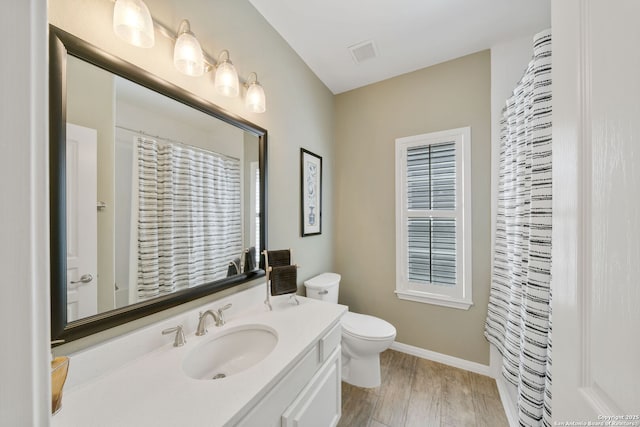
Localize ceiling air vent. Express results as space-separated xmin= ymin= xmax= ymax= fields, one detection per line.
xmin=348 ymin=40 xmax=378 ymax=64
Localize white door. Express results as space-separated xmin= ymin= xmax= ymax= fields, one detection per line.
xmin=66 ymin=123 xmax=98 ymax=321
xmin=553 ymin=0 xmax=640 ymax=420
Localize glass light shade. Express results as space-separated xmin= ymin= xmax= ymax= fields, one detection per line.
xmin=173 ymin=31 xmax=205 ymax=77
xmin=215 ymin=61 xmax=240 ymax=97
xmin=113 ymin=0 xmax=155 ymax=48
xmin=245 ymin=82 xmax=266 ymax=113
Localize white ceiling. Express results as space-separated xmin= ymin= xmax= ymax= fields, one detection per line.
xmin=248 ymin=0 xmax=551 ymax=94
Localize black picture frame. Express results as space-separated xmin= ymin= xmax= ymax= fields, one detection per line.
xmin=300 ymin=148 xmax=322 ymax=237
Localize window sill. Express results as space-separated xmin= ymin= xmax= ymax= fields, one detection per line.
xmin=394 ymin=290 xmax=473 ymax=310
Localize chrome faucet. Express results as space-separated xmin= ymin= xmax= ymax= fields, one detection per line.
xmin=196 ymin=303 xmax=232 ymax=336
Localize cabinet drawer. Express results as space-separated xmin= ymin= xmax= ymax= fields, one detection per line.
xmin=319 ymin=322 xmax=341 ymax=362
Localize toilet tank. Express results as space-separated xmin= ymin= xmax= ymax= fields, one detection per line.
xmin=304 ymin=273 xmax=341 ymax=303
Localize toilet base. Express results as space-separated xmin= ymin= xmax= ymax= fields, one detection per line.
xmin=341 ymin=353 xmax=382 ymax=388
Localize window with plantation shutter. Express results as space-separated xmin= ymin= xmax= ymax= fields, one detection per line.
xmin=395 ymin=127 xmax=472 ymax=309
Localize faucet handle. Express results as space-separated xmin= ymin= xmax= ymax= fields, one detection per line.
xmin=162 ymin=325 xmax=186 ymax=347
xmin=216 ymin=303 xmax=233 ymax=326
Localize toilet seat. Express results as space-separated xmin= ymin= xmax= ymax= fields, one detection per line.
xmin=341 ymin=312 xmax=396 ymax=341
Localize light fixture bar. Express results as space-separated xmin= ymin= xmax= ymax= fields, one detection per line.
xmin=148 ymin=19 xmax=265 ymax=86
xmin=111 ymin=0 xmax=266 ymax=111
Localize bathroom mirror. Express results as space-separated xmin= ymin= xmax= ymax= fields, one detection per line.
xmin=50 ymin=25 xmax=267 ymax=342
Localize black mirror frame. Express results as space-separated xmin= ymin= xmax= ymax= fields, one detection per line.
xmin=49 ymin=25 xmax=268 ymax=343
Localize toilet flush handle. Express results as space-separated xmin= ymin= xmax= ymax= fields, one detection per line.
xmin=318 ymin=290 xmax=328 ymax=295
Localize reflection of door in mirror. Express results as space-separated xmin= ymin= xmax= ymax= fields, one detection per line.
xmin=67 ymin=55 xmax=117 ymax=315
xmin=66 ymin=123 xmax=98 ymax=321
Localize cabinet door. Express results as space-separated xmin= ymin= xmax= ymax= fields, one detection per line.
xmin=281 ymin=347 xmax=341 ymax=427
xmin=237 ymin=345 xmax=320 ymax=427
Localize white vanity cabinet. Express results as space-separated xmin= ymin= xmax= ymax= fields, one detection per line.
xmin=53 ymin=293 xmax=347 ymax=427
xmin=237 ymin=322 xmax=342 ymax=427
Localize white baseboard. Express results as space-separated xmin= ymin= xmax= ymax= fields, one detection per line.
xmin=390 ymin=341 xmax=491 ymax=376
xmin=494 ymin=375 xmax=519 ymax=427
xmin=490 ymin=343 xmax=519 ymax=427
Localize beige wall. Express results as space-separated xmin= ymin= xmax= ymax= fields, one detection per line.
xmin=49 ymin=0 xmax=334 ymax=353
xmin=334 ymin=50 xmax=492 ymax=364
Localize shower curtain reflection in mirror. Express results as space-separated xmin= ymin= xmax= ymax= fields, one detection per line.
xmin=114 ymin=131 xmax=244 ymax=304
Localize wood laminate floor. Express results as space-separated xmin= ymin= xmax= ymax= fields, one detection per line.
xmin=338 ymin=349 xmax=509 ymax=427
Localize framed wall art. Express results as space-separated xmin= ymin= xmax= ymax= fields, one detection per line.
xmin=300 ymin=148 xmax=322 ymax=237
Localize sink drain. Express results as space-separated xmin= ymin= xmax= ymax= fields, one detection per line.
xmin=212 ymin=373 xmax=226 ymax=380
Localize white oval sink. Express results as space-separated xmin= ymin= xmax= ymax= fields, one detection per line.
xmin=182 ymin=325 xmax=278 ymax=380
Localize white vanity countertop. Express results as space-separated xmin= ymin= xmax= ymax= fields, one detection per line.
xmin=52 ymin=296 xmax=346 ymax=427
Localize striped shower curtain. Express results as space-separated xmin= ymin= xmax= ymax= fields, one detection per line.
xmin=136 ymin=138 xmax=242 ymax=300
xmin=484 ymin=30 xmax=552 ymax=427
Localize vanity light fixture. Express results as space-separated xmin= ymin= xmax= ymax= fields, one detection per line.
xmin=245 ymin=72 xmax=266 ymax=113
xmin=111 ymin=2 xmax=266 ymax=112
xmin=113 ymin=0 xmax=155 ymax=48
xmin=173 ymin=20 xmax=205 ymax=77
xmin=214 ymin=50 xmax=240 ymax=98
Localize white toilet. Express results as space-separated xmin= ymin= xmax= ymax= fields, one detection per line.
xmin=304 ymin=273 xmax=396 ymax=388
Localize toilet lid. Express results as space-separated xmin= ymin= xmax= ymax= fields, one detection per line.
xmin=341 ymin=312 xmax=396 ymax=341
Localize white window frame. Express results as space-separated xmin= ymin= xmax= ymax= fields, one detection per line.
xmin=395 ymin=127 xmax=473 ymax=310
